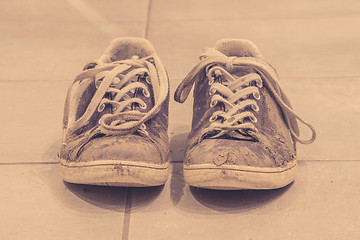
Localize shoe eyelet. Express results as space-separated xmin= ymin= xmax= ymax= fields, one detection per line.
xmin=209 ymin=88 xmax=216 ymax=96
xmin=253 ymin=92 xmax=260 ymax=100
xmin=139 ymin=123 xmax=147 ymax=131
xmin=210 ymin=100 xmax=218 ymax=108
xmin=140 ymin=103 xmax=147 ymax=110
xmin=249 ymin=116 xmax=257 ymax=123
xmin=95 ymin=79 xmax=103 ymax=89
xmin=255 ymin=79 xmax=263 ymax=88
xmin=142 ymin=88 xmax=150 ymax=97
xmin=209 ymin=115 xmax=218 ymax=122
xmin=251 ymin=104 xmax=259 ymax=112
xmin=98 ymin=103 xmax=106 ymax=112
xmin=143 ymin=73 xmax=151 ymax=84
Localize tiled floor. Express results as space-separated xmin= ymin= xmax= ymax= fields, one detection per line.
xmin=1 ymin=0 xmax=359 ymax=239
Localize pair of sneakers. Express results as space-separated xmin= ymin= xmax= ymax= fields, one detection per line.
xmin=59 ymin=38 xmax=316 ymax=190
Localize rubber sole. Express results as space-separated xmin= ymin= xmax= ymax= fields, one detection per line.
xmin=183 ymin=161 xmax=297 ymax=190
xmin=59 ymin=159 xmax=170 ymax=187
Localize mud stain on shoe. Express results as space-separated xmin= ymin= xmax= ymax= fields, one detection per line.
xmin=113 ymin=163 xmax=124 ymax=175
xmin=214 ymin=151 xmax=229 ymax=166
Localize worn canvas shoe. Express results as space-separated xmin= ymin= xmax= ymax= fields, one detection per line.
xmin=59 ymin=38 xmax=170 ymax=187
xmin=175 ymin=39 xmax=316 ymax=190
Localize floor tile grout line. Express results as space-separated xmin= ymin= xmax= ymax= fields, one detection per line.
xmin=169 ymin=160 xmax=360 ymax=163
xmin=121 ymin=188 xmax=133 ymax=240
xmin=0 ymin=80 xmax=72 ymax=82
xmin=298 ymin=159 xmax=360 ymax=162
xmin=282 ymin=75 xmax=360 ymax=79
xmin=149 ymin=12 xmax=360 ymax=23
xmin=0 ymin=162 xmax=59 ymax=165
xmin=168 ymin=76 xmax=360 ymax=81
xmin=0 ymin=159 xmax=359 ymax=166
xmin=143 ymin=0 xmax=152 ymax=39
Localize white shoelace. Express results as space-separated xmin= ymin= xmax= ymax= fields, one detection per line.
xmin=175 ymin=49 xmax=316 ymax=144
xmin=68 ymin=56 xmax=167 ymax=136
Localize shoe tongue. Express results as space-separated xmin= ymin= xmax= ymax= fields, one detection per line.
xmin=210 ymin=39 xmax=264 ymax=77
xmin=214 ymin=39 xmax=263 ymax=58
xmin=98 ymin=38 xmax=156 ymax=63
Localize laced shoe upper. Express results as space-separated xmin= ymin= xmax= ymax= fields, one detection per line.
xmin=175 ymin=39 xmax=316 ymax=168
xmin=60 ymin=38 xmax=169 ymax=163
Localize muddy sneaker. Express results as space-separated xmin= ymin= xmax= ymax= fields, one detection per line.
xmin=59 ymin=38 xmax=170 ymax=187
xmin=174 ymin=39 xmax=316 ymax=190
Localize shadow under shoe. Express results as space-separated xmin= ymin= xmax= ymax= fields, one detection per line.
xmin=190 ymin=182 xmax=293 ymax=213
